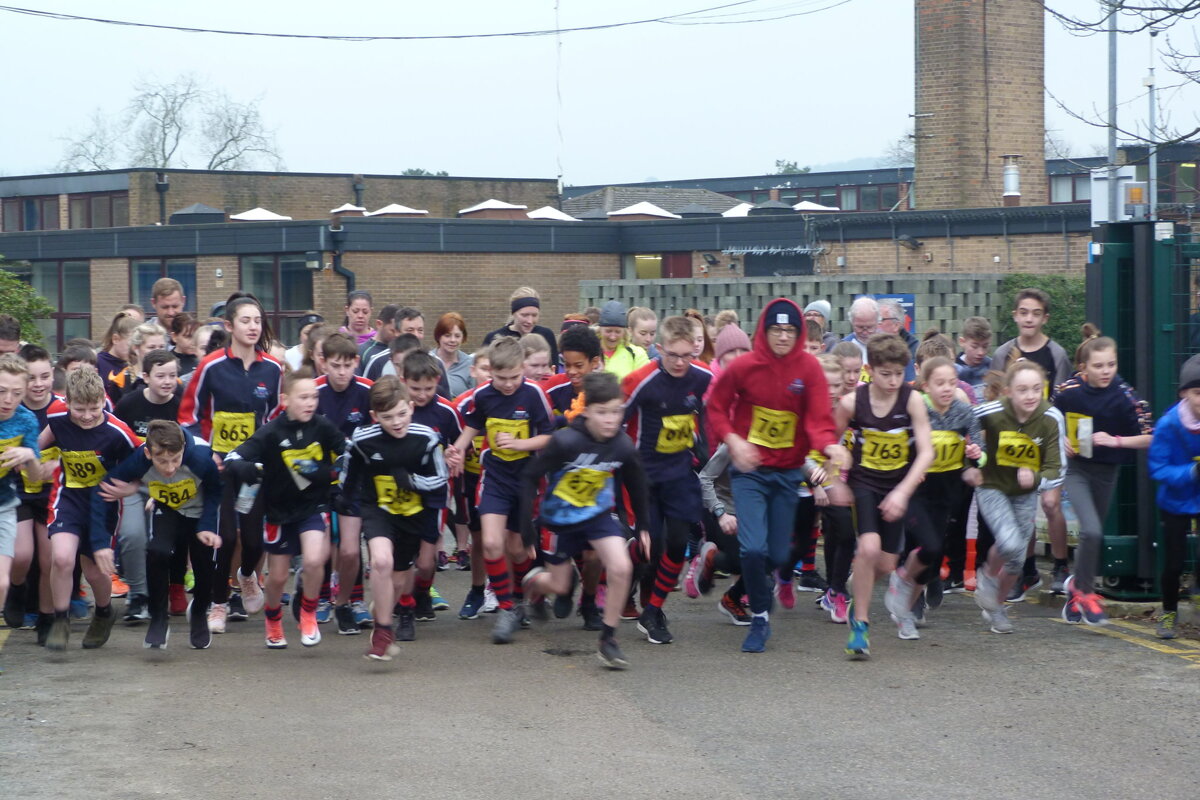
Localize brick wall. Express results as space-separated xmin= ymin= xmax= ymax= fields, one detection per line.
xmin=815 ymin=231 xmax=1090 ymax=275
xmin=913 ymin=0 xmax=1047 ymax=210
xmin=90 ymin=258 xmax=129 ymax=338
xmin=129 ymin=172 xmax=559 ymax=226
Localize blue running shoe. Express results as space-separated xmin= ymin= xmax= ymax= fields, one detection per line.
xmin=70 ymin=596 xmax=90 ymax=620
xmin=430 ymin=587 xmax=450 ymax=611
xmin=846 ymin=617 xmax=870 ymax=659
xmin=316 ymin=600 xmax=333 ymax=624
xmin=350 ymin=600 xmax=373 ymax=628
xmin=21 ymin=613 xmax=38 ymax=630
xmin=459 ymin=588 xmax=485 ymax=620
xmin=741 ymin=616 xmax=770 ymax=653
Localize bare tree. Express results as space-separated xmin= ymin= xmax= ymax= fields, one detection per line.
xmin=201 ymin=92 xmax=283 ymax=170
xmin=880 ymin=130 xmax=915 ymax=167
xmin=58 ymin=109 xmax=126 ymax=171
xmin=128 ymin=74 xmax=203 ymax=168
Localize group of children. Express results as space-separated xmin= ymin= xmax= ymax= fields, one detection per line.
xmin=0 ymin=280 xmax=1197 ymax=671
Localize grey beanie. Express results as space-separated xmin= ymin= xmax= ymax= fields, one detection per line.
xmin=598 ymin=300 xmax=628 ymax=327
xmin=804 ymin=299 xmax=832 ymax=322
xmin=1180 ymin=354 xmax=1200 ymax=392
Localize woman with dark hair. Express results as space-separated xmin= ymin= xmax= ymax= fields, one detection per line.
xmin=482 ymin=286 xmax=559 ymax=370
xmin=340 ymin=290 xmax=375 ymax=346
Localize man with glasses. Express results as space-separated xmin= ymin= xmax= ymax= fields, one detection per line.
xmin=843 ymin=296 xmax=881 ymax=360
xmin=708 ymin=298 xmax=848 ymax=653
xmin=878 ymin=298 xmax=918 ymax=380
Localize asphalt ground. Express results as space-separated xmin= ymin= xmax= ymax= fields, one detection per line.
xmin=1 ymin=569 xmax=1198 ymax=800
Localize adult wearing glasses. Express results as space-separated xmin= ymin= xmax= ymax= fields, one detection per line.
xmin=842 ymin=296 xmax=881 ymax=361
xmin=877 ymin=298 xmax=919 ymax=381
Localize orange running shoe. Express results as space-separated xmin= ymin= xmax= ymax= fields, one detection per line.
xmin=110 ymin=575 xmax=130 ymax=598
xmin=265 ymin=616 xmax=287 ymax=649
xmin=299 ymin=609 xmax=321 ymax=647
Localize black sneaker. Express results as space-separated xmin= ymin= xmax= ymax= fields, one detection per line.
xmin=945 ymin=575 xmax=966 ymax=594
xmin=455 ymin=550 xmax=471 ymax=571
xmin=394 ymin=608 xmax=416 ymax=642
xmin=2 ymin=588 xmax=24 ymax=629
xmin=1007 ymin=573 xmax=1043 ymax=604
xmin=636 ymin=606 xmax=673 ymax=644
xmin=188 ymin=602 xmax=211 ymax=650
xmin=553 ymin=569 xmax=579 ymax=619
xmin=144 ymin=612 xmax=169 ymax=649
xmin=579 ymin=601 xmax=603 ymax=632
xmin=1050 ymin=564 xmax=1069 ymax=594
xmin=123 ymin=595 xmax=150 ymax=624
xmin=796 ymin=571 xmax=829 ymax=593
xmin=414 ymin=593 xmax=436 ymax=622
xmin=335 ymin=603 xmax=360 ymax=635
xmin=925 ymin=577 xmax=944 ymax=610
xmin=36 ymin=613 xmax=54 ymax=646
xmin=229 ymin=592 xmax=249 ymax=621
xmin=598 ymin=637 xmax=629 ymax=670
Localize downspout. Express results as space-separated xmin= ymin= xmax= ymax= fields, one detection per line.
xmin=330 ymin=224 xmax=355 ymax=292
xmin=1060 ymin=211 xmax=1070 ymax=270
xmin=891 ymin=216 xmax=900 ymax=272
xmin=155 ymin=172 xmax=169 ymax=225
xmin=943 ymin=215 xmax=954 ymax=271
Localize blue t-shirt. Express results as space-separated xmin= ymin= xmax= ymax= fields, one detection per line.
xmin=0 ymin=405 xmax=40 ymax=506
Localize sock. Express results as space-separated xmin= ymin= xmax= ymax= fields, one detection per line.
xmin=54 ymin=609 xmax=68 ymax=620
xmin=264 ymin=605 xmax=282 ymax=621
xmin=400 ymin=594 xmax=416 ymax=608
xmin=511 ymin=558 xmax=532 ymax=601
xmin=352 ymin=563 xmax=365 ymax=602
xmin=95 ymin=603 xmax=112 ymax=618
xmin=319 ymin=562 xmax=332 ymax=602
xmin=415 ymin=575 xmax=432 ymax=599
xmin=470 ymin=583 xmax=485 ymax=594
xmin=484 ymin=557 xmax=513 ymax=610
xmin=299 ymin=594 xmax=318 ymax=615
xmin=601 ymin=623 xmax=616 ymax=640
xmin=580 ymin=591 xmax=596 ymax=608
xmin=1054 ymin=557 xmax=1068 ymax=570
xmin=1023 ymin=556 xmax=1037 ymax=578
xmin=648 ymin=555 xmax=683 ymax=609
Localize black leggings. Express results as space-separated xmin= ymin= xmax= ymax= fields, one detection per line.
xmin=146 ymin=506 xmax=216 ymax=620
xmin=1161 ymin=511 xmax=1198 ymax=613
xmin=212 ymin=480 xmax=264 ymax=604
xmin=822 ymin=505 xmax=855 ymax=595
xmin=904 ymin=471 xmax=965 ymax=584
xmin=782 ymin=496 xmax=817 ymax=580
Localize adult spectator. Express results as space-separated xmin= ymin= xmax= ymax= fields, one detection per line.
xmin=878 ymin=297 xmax=919 ymax=380
xmin=841 ymin=296 xmax=880 ymax=359
xmin=432 ymin=312 xmax=474 ymax=397
xmin=482 ymin=286 xmax=559 ymax=368
xmin=148 ymin=278 xmax=186 ymax=335
xmin=340 ymin=289 xmax=375 ymax=346
xmin=803 ymin=300 xmax=840 ymax=352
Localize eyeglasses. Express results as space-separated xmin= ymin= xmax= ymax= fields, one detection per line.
xmin=660 ymin=350 xmax=694 ymax=361
xmin=766 ymin=325 xmax=798 ymax=337
xmin=852 ymin=323 xmax=877 ymax=333
xmin=880 ymin=317 xmax=900 ymax=324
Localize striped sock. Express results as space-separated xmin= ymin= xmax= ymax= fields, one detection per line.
xmin=415 ymin=575 xmax=432 ymax=600
xmin=300 ymin=594 xmax=318 ymax=614
xmin=264 ymin=605 xmax=283 ymax=621
xmin=485 ymin=557 xmax=513 ymax=610
xmin=511 ymin=558 xmax=533 ymax=601
xmin=648 ymin=555 xmax=683 ymax=609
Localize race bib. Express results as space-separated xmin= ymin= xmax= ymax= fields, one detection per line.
xmin=464 ymin=435 xmax=484 ymax=475
xmin=655 ymin=414 xmax=695 ymax=455
xmin=552 ymin=468 xmax=608 ymax=508
xmin=374 ymin=475 xmax=423 ymax=516
xmin=148 ymin=478 xmax=198 ymax=509
xmin=485 ymin=418 xmax=530 ymax=462
xmin=61 ymin=449 xmax=105 ymax=489
xmin=282 ymin=442 xmax=325 ymax=474
xmin=747 ymin=406 xmax=797 ymax=449
xmin=860 ymin=430 xmax=909 ymax=472
xmin=1065 ymin=412 xmax=1090 ymax=452
xmin=211 ymin=411 xmax=255 ymax=454
xmin=0 ymin=435 xmax=22 ymax=479
xmin=996 ymin=431 xmax=1040 ymax=470
xmin=22 ymin=446 xmax=59 ymax=494
xmin=929 ymin=430 xmax=965 ymax=473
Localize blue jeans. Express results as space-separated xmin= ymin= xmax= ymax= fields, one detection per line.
xmin=731 ymin=468 xmax=801 ymax=615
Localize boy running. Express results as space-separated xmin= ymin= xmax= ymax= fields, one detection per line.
xmin=0 ymin=354 xmax=41 ymax=636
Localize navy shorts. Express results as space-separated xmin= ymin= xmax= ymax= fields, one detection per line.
xmin=648 ymin=474 xmax=702 ymax=530
xmin=361 ymin=507 xmax=423 ymax=571
xmin=263 ymin=512 xmax=329 ymax=556
xmin=852 ymin=486 xmax=905 ymax=555
xmin=48 ymin=493 xmax=117 ymax=557
xmin=540 ymin=513 xmax=624 ymax=565
xmin=476 ymin=468 xmax=522 ymax=533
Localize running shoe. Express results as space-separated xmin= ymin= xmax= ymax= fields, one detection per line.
xmin=1050 ymin=564 xmax=1069 ymax=594
xmin=910 ymin=592 xmax=927 ymax=628
xmin=695 ymin=541 xmax=718 ymax=596
xmin=481 ymin=587 xmax=499 ymax=613
xmin=395 ymin=607 xmax=417 ymax=641
xmin=228 ymin=592 xmax=249 ymax=621
xmin=207 ymin=603 xmax=228 ymax=634
xmin=299 ymin=608 xmax=321 ymax=647
xmin=894 ymin=613 xmax=919 ymax=640
xmin=82 ymin=608 xmax=117 ymax=649
xmin=265 ymin=616 xmax=287 ymax=648
xmin=36 ymin=613 xmax=53 ymax=646
xmin=579 ymin=601 xmax=603 ymax=631
xmin=46 ymin=615 xmax=71 ymax=651
xmin=491 ymin=606 xmax=521 ymax=644
xmin=620 ymin=597 xmax=639 ymax=621
xmin=553 ymin=568 xmax=578 ymax=619
xmin=925 ymin=577 xmax=944 ymax=610
xmin=718 ymin=593 xmax=752 ymax=626
xmin=1007 ymin=573 xmax=1042 ymax=603
xmin=741 ymin=616 xmax=770 ymax=653
xmin=973 ymin=568 xmax=1002 ymax=613
xmin=846 ymin=616 xmax=870 ymax=659
xmin=168 ymin=584 xmax=188 ymax=616
xmin=20 ymin=613 xmax=38 ymax=631
xmin=436 ymin=550 xmax=449 ymax=572
xmin=455 ymin=549 xmax=471 ymax=571
xmin=796 ymin=570 xmax=829 ymax=593
xmin=459 ymin=588 xmax=485 ymax=620
xmin=820 ymin=590 xmax=850 ymax=624
xmin=597 ymin=636 xmax=629 ymax=669
xmin=365 ymin=626 xmax=399 ymax=661
xmin=884 ymin=570 xmax=915 ymax=622
xmin=351 ymin=600 xmax=373 ymax=627
xmin=1077 ymin=592 xmax=1109 ymax=626
xmin=237 ymin=570 xmax=265 ymax=614
xmin=776 ymin=575 xmax=796 ymax=610
xmin=1061 ymin=576 xmax=1084 ymax=624
xmin=528 ymin=598 xmax=550 ymax=622
xmin=316 ymin=600 xmax=333 ymax=625
xmin=1156 ymin=611 xmax=1178 ymax=639
xmin=429 ymin=586 xmax=450 ymax=611
xmin=110 ymin=575 xmax=130 ymax=598
xmin=183 ymin=569 xmax=195 ymax=592
xmin=637 ymin=606 xmax=673 ymax=644
xmin=944 ymin=575 xmax=966 ymax=594
xmin=123 ymin=595 xmax=150 ymax=623
xmin=983 ymin=605 xmax=1014 ymax=634
xmin=70 ymin=589 xmax=90 ymax=619
xmin=683 ymin=555 xmax=701 ymax=599
xmin=3 ymin=591 xmax=24 ymax=629
xmin=335 ymin=603 xmax=360 ymax=635
xmin=414 ymin=593 xmax=436 ymax=622
xmin=144 ymin=612 xmax=169 ymax=649
xmin=188 ymin=602 xmax=211 ymax=650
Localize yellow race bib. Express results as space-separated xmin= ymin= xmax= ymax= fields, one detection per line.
xmin=0 ymin=435 xmax=23 ymax=479
xmin=465 ymin=435 xmax=484 ymax=475
xmin=485 ymin=418 xmax=530 ymax=462
xmin=282 ymin=442 xmax=325 ymax=473
xmin=1065 ymin=412 xmax=1090 ymax=453
xmin=552 ymin=468 xmax=609 ymax=508
xmin=747 ymin=406 xmax=797 ymax=449
xmin=929 ymin=431 xmax=966 ymax=473
xmin=61 ymin=450 xmax=105 ymax=489
xmin=860 ymin=430 xmax=909 ymax=472
xmin=148 ymin=478 xmax=198 ymax=509
xmin=211 ymin=411 xmax=255 ymax=454
xmin=656 ymin=414 xmax=695 ymax=455
xmin=22 ymin=446 xmax=59 ymax=494
xmin=373 ymin=475 xmax=423 ymax=516
xmin=996 ymin=431 xmax=1040 ymax=469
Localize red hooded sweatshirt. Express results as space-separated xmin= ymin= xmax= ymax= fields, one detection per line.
xmin=707 ymin=298 xmax=838 ymax=470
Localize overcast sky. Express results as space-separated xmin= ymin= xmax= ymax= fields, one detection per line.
xmin=1 ymin=0 xmax=1194 ymax=185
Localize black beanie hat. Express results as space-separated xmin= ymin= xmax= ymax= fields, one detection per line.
xmin=763 ymin=299 xmax=800 ymax=330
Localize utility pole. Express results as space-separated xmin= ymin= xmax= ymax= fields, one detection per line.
xmin=1107 ymin=0 xmax=1119 ymax=221
xmin=1147 ymin=28 xmax=1159 ymax=219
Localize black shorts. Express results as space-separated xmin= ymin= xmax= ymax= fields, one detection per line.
xmin=852 ymin=486 xmax=905 ymax=555
xmin=648 ymin=474 xmax=702 ymax=527
xmin=540 ymin=513 xmax=623 ymax=565
xmin=361 ymin=507 xmax=424 ymax=571
xmin=453 ymin=474 xmax=481 ymax=533
xmin=17 ymin=497 xmax=49 ymax=526
xmin=263 ymin=512 xmax=329 ymax=556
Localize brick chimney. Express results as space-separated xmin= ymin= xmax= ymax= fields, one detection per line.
xmin=913 ymin=0 xmax=1047 ymax=210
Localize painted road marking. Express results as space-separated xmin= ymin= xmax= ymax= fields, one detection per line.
xmin=1054 ymin=618 xmax=1200 ymax=666
xmin=0 ymin=628 xmax=8 ymax=653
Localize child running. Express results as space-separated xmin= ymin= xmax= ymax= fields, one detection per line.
xmin=520 ymin=372 xmax=651 ymax=669
xmin=0 ymin=354 xmax=41 ymax=639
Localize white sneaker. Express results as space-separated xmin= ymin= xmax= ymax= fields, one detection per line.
xmin=894 ymin=614 xmax=920 ymax=640
xmin=207 ymin=603 xmax=228 ymax=634
xmin=884 ymin=570 xmax=915 ymax=621
xmin=481 ymin=587 xmax=499 ymax=613
xmin=238 ymin=570 xmax=265 ymax=614
xmin=973 ymin=568 xmax=1002 ymax=613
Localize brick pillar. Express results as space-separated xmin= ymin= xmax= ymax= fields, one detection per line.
xmin=913 ymin=0 xmax=1046 ymax=210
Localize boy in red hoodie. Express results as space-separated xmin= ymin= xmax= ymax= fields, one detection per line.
xmin=707 ymin=298 xmax=848 ymax=652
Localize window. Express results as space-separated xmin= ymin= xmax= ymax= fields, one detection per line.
xmin=819 ymin=188 xmax=838 ymax=208
xmin=240 ymin=254 xmax=314 ymax=345
xmin=1050 ymin=174 xmax=1093 ymax=204
xmin=779 ymin=190 xmax=799 ymax=204
xmin=8 ymin=260 xmax=91 ymax=351
xmin=1 ymin=196 xmax=60 ymax=231
xmin=68 ymin=192 xmax=129 ymax=229
xmin=131 ymin=259 xmax=197 ymax=313
xmin=839 ymin=187 xmax=858 ymax=211
xmin=880 ymin=185 xmax=900 ymax=211
xmin=860 ymin=185 xmax=880 ymax=211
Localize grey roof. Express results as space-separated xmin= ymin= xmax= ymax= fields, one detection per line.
xmin=172 ymin=203 xmax=224 ymax=215
xmin=575 ymin=207 xmax=611 ymax=219
xmin=676 ymin=203 xmax=722 ymax=217
xmin=562 ymin=186 xmax=740 ymax=217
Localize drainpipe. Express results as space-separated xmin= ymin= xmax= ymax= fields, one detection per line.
xmin=352 ymin=174 xmax=365 ymax=208
xmin=943 ymin=215 xmax=954 ymax=271
xmin=155 ymin=172 xmax=169 ymax=225
xmin=330 ymin=224 xmax=355 ymax=292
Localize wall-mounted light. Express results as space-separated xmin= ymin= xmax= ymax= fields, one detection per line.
xmin=702 ymin=253 xmax=719 ymax=266
xmin=305 ymin=250 xmax=324 ymax=272
xmin=728 ymin=258 xmax=740 ymax=271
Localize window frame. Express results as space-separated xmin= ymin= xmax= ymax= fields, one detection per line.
xmin=129 ymin=258 xmax=198 ymax=315
xmin=68 ymin=191 xmax=130 ymax=229
xmin=8 ymin=259 xmax=91 ymax=352
xmin=1 ymin=195 xmax=60 ymax=232
xmin=238 ymin=253 xmax=315 ymax=346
